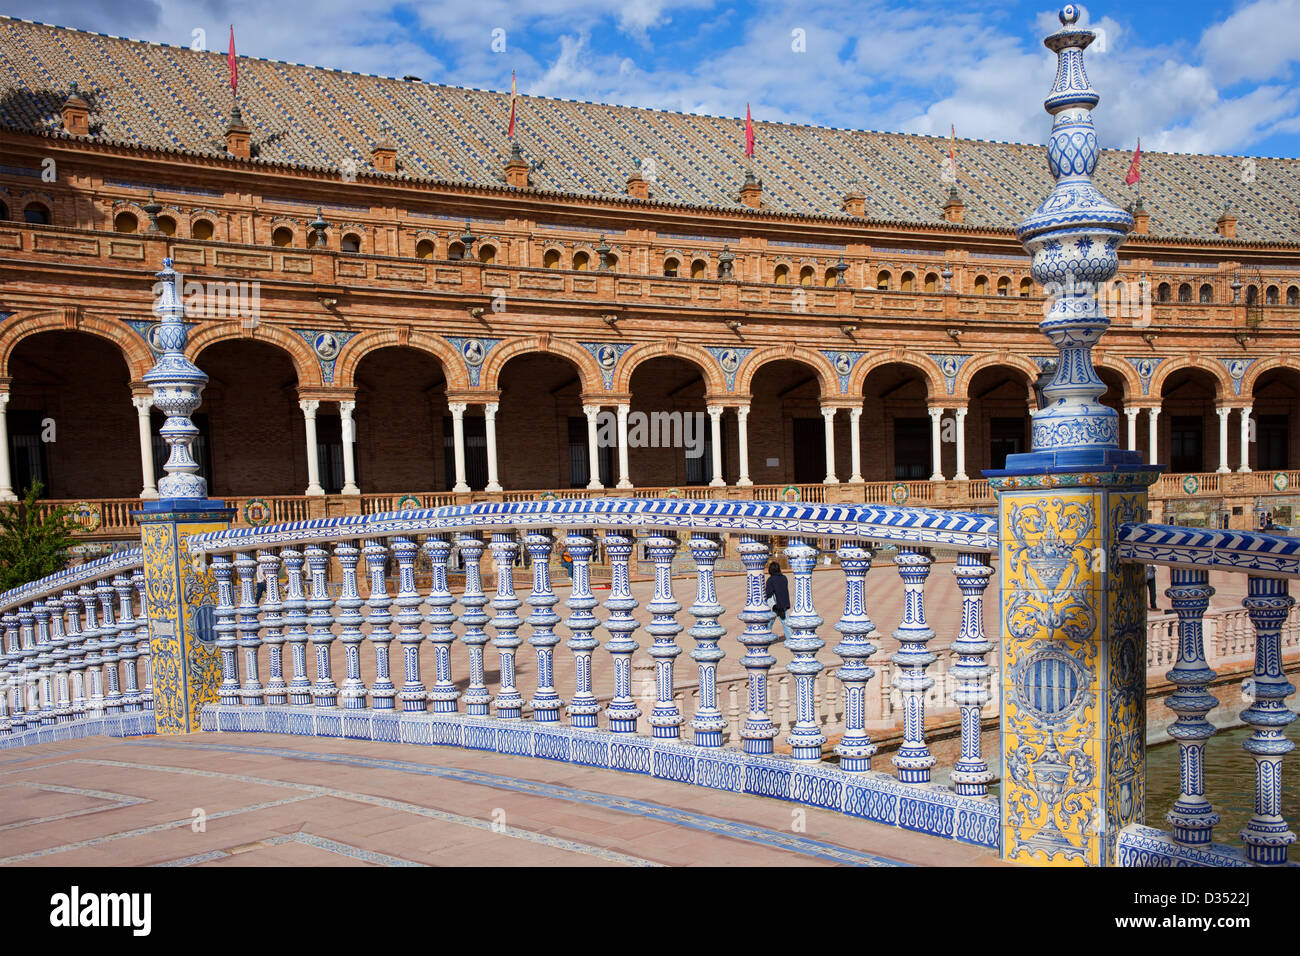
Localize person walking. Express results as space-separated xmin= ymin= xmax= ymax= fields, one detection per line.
xmin=765 ymin=561 xmax=790 ymax=639
xmin=1146 ymin=563 xmax=1160 ymax=612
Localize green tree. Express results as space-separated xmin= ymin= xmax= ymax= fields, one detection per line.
xmin=0 ymin=484 xmax=78 ymax=592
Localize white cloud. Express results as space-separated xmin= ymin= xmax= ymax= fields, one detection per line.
xmin=1198 ymin=0 xmax=1300 ymax=85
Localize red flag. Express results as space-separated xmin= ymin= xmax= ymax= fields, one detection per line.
xmin=227 ymin=25 xmax=237 ymax=94
xmin=744 ymin=103 xmax=754 ymax=158
xmin=508 ymin=71 xmax=517 ymax=139
xmin=1125 ymin=138 xmax=1141 ymax=185
xmin=948 ymin=124 xmax=958 ymax=180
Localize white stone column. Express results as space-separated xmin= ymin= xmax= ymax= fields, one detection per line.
xmin=583 ymin=404 xmax=603 ymax=489
xmin=299 ymin=399 xmax=324 ymax=496
xmin=1239 ymin=405 xmax=1253 ymax=472
xmin=0 ymin=393 xmax=14 ymax=502
xmin=483 ymin=402 xmax=502 ymax=492
xmin=339 ymin=400 xmax=359 ymax=495
xmin=449 ymin=402 xmax=469 ymax=493
xmin=616 ymin=404 xmax=633 ymax=489
xmin=1216 ymin=406 xmax=1231 ymax=473
xmin=706 ymin=406 xmax=725 ymax=487
xmin=849 ymin=406 xmax=864 ymax=483
xmin=954 ymin=406 xmax=969 ymax=481
xmin=821 ymin=406 xmax=838 ymax=485
xmin=1124 ymin=406 xmax=1139 ymax=452
xmin=735 ymin=405 xmax=752 ymax=487
xmin=928 ymin=406 xmax=945 ymax=481
xmin=1147 ymin=406 xmax=1161 ymax=465
xmin=131 ymin=395 xmax=158 ymax=500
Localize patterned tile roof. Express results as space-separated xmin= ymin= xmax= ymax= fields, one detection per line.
xmin=2 ymin=16 xmax=1297 ymax=243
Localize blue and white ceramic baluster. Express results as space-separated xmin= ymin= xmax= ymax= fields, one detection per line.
xmin=112 ymin=577 xmax=141 ymax=713
xmin=526 ymin=532 xmax=563 ymax=723
xmin=645 ymin=535 xmax=684 ymax=739
xmin=737 ymin=536 xmax=779 ymax=755
xmin=47 ymin=597 xmax=72 ymax=722
xmin=891 ymin=547 xmax=936 ymax=783
xmin=1240 ymin=575 xmax=1296 ymax=865
xmin=211 ymin=555 xmax=240 ymax=707
xmin=258 ymin=551 xmax=288 ymax=706
xmin=390 ymin=537 xmax=426 ymax=712
xmin=1163 ymin=568 xmax=1219 ymax=845
xmin=949 ymin=552 xmax=995 ymax=796
xmin=132 ymin=569 xmax=153 ymax=711
xmin=363 ymin=540 xmax=396 ymax=710
xmin=0 ymin=617 xmax=10 ymax=735
xmin=95 ymin=579 xmax=123 ymax=714
xmin=234 ymin=552 xmax=263 ymax=706
xmin=281 ymin=549 xmax=313 ymax=706
xmin=305 ymin=544 xmax=338 ymax=708
xmin=784 ymin=540 xmax=826 ymax=761
xmin=833 ymin=543 xmax=877 ymax=773
xmin=2 ymin=612 xmax=20 ymax=730
xmin=63 ymin=594 xmax=87 ymax=719
xmin=32 ymin=601 xmax=54 ymax=724
xmin=564 ymin=534 xmax=601 ymax=729
xmin=457 ymin=535 xmax=492 ymax=717
xmin=489 ymin=532 xmax=525 ymax=719
xmin=423 ymin=536 xmax=460 ymax=713
xmin=688 ymin=536 xmax=727 ymax=748
xmin=15 ymin=608 xmax=35 ymax=725
xmin=602 ymin=533 xmax=642 ymax=733
xmin=335 ymin=542 xmax=367 ymax=709
xmin=78 ymin=585 xmax=105 ymax=716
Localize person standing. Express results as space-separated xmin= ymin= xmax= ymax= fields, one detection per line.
xmin=765 ymin=561 xmax=790 ymax=639
xmin=1146 ymin=563 xmax=1160 ymax=612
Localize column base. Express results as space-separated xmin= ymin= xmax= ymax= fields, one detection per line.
xmin=484 ymin=482 xmax=503 ymax=492
xmin=735 ymin=477 xmax=753 ymax=487
xmin=586 ymin=480 xmax=604 ymax=490
xmin=139 ymin=488 xmax=159 ymax=500
xmin=616 ymin=479 xmax=633 ymax=490
xmin=930 ymin=473 xmax=944 ymax=482
xmin=305 ymin=486 xmax=325 ymax=496
xmin=709 ymin=478 xmax=726 ymax=488
xmin=822 ymin=477 xmax=839 ymax=485
xmin=453 ymin=482 xmax=470 ymax=494
xmin=1216 ymin=466 xmax=1231 ymax=474
xmin=341 ymin=484 xmax=359 ymax=495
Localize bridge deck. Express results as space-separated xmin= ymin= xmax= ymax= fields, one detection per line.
xmin=1 ymin=735 xmax=1002 ymax=867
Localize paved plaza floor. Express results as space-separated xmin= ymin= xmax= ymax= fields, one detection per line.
xmin=0 ymin=733 xmax=1001 ymax=867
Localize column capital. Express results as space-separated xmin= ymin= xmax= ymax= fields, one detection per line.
xmin=298 ymin=399 xmax=319 ymax=417
xmin=582 ymin=403 xmax=602 ymax=417
xmin=849 ymin=405 xmax=862 ymax=419
xmin=484 ymin=401 xmax=499 ymax=417
xmin=447 ymin=401 xmax=468 ymax=415
xmin=338 ymin=399 xmax=355 ymax=416
xmin=1123 ymin=406 xmax=1140 ymax=418
xmin=131 ymin=395 xmax=153 ymax=413
xmin=820 ymin=405 xmax=838 ymax=420
xmin=734 ymin=403 xmax=750 ymax=417
xmin=706 ymin=404 xmax=723 ymax=417
xmin=927 ymin=406 xmax=944 ymax=420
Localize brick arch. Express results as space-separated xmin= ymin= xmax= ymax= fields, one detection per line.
xmin=1094 ymin=352 xmax=1142 ymax=400
xmin=187 ymin=322 xmax=322 ymax=388
xmin=953 ymin=350 xmax=1041 ymax=401
xmin=332 ymin=328 xmax=467 ymax=391
xmin=1148 ymin=355 xmax=1232 ymax=402
xmin=848 ymin=348 xmax=946 ymax=402
xmin=1240 ymin=355 xmax=1300 ymax=398
xmin=0 ymin=310 xmax=152 ymax=381
xmin=479 ymin=335 xmax=603 ymax=394
xmin=734 ymin=344 xmax=839 ymax=397
xmin=612 ymin=341 xmax=728 ymax=395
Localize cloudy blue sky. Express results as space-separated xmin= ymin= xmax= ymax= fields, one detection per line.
xmin=6 ymin=0 xmax=1299 ymax=157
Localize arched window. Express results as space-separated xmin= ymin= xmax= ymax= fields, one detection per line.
xmin=0 ymin=200 xmax=8 ymax=220
xmin=113 ymin=211 xmax=138 ymax=234
xmin=1288 ymin=286 xmax=1299 ymax=307
xmin=543 ymin=249 xmax=561 ymax=269
xmin=1199 ymin=283 xmax=1213 ymax=303
xmin=192 ymin=219 xmax=214 ymax=240
xmin=24 ymin=202 xmax=51 ymax=225
xmin=823 ymin=267 xmax=838 ymax=287
xmin=773 ymin=264 xmax=789 ymax=285
xmin=572 ymin=251 xmax=590 ymax=271
xmin=691 ymin=259 xmax=706 ymax=279
xmin=340 ymin=233 xmax=361 ymax=253
xmin=307 ymin=230 xmax=325 ymax=249
xmin=156 ymin=215 xmax=176 ymax=237
xmin=997 ymin=276 xmax=1010 ymax=296
xmin=1020 ymin=277 xmax=1033 ymax=297
xmin=798 ymin=266 xmax=815 ymax=286
xmin=447 ymin=241 xmax=466 ymax=260
xmin=416 ymin=239 xmax=435 ymax=260
xmin=605 ymin=253 xmax=618 ymax=271
xmin=901 ymin=271 xmax=915 ymax=292
xmin=973 ymin=274 xmax=988 ymax=295
xmin=1266 ymin=285 xmax=1279 ymax=306
xmin=271 ymin=226 xmax=294 ymax=247
xmin=1157 ymin=282 xmax=1171 ymax=303
xmin=477 ymin=243 xmax=496 ymax=264
xmin=1178 ymin=283 xmax=1192 ymax=303
xmin=1246 ymin=285 xmax=1258 ymax=305
xmin=924 ymin=272 xmax=938 ymax=293
xmin=664 ymin=257 xmax=680 ymax=277
xmin=876 ymin=270 xmax=890 ymax=290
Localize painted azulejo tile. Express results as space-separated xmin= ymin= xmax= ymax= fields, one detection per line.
xmin=1002 ymin=726 xmax=1101 ymax=867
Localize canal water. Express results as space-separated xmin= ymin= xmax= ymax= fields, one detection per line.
xmin=1145 ymin=721 xmax=1300 ymax=841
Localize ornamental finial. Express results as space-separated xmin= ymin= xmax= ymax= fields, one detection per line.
xmin=1005 ymin=4 xmax=1140 ymax=470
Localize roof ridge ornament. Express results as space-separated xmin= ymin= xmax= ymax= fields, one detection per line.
xmin=1004 ymin=4 xmax=1140 ymax=471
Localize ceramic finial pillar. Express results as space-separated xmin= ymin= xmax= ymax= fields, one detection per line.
xmin=992 ymin=5 xmax=1159 ymax=866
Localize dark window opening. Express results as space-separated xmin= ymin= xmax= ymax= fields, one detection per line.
xmin=989 ymin=416 xmax=1027 ymax=470
xmin=792 ymin=417 xmax=825 ymax=484
xmin=567 ymin=416 xmax=614 ymax=488
xmin=442 ymin=415 xmax=488 ymax=490
xmin=892 ymin=416 xmax=930 ymax=479
xmin=1170 ymin=415 xmax=1204 ymax=473
xmin=1258 ymin=414 xmax=1289 ymax=471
